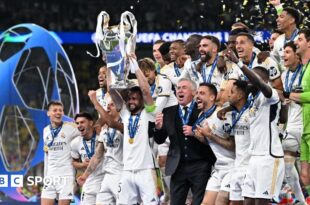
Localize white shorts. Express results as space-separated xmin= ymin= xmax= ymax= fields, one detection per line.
xmin=158 ymin=139 xmax=170 ymax=156
xmin=118 ymin=169 xmax=159 ymax=204
xmin=282 ymin=129 xmax=301 ymax=153
xmin=81 ymin=192 xmax=96 ymax=205
xmin=81 ymin=175 xmax=103 ymax=205
xmin=230 ymin=167 xmax=247 ymax=201
xmin=96 ymin=172 xmax=121 ymax=205
xmin=242 ymin=155 xmax=284 ymax=199
xmin=206 ymin=168 xmax=231 ymax=192
xmin=41 ymin=176 xmax=74 ymax=200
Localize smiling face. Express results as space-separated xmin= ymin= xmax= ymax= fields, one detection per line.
xmin=169 ymin=42 xmax=185 ymax=62
xmin=98 ymin=66 xmax=107 ymax=88
xmin=153 ymin=42 xmax=164 ymax=63
xmin=276 ymin=11 xmax=294 ymax=32
xmin=126 ymin=92 xmax=143 ymax=113
xmin=295 ymin=33 xmax=310 ymax=57
xmin=176 ymin=80 xmax=195 ymax=106
xmin=195 ymin=85 xmax=215 ymax=110
xmin=283 ymin=46 xmax=299 ymax=68
xmin=75 ymin=117 xmax=93 ymax=137
xmin=199 ymin=38 xmax=216 ymax=62
xmin=236 ymin=35 xmax=253 ymax=60
xmin=47 ymin=104 xmax=64 ymax=127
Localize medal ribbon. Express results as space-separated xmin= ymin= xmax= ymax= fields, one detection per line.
xmin=178 ymin=101 xmax=195 ymax=125
xmin=229 ymin=102 xmax=250 ymax=133
xmin=284 ymin=64 xmax=302 ymax=92
xmin=248 ymin=91 xmax=261 ymax=109
xmin=102 ymin=88 xmax=106 ymax=99
xmin=283 ymin=29 xmax=299 ymax=45
xmin=192 ymin=104 xmax=217 ymax=130
xmin=150 ymin=82 xmax=156 ymax=96
xmin=83 ymin=132 xmax=96 ymax=159
xmin=107 ymin=119 xmax=121 ymax=146
xmin=174 ymin=63 xmax=181 ymax=77
xmin=48 ymin=122 xmax=63 ymax=148
xmin=128 ymin=112 xmax=141 ymax=140
xmin=202 ymin=56 xmax=218 ymax=83
xmin=107 ymin=128 xmax=116 ymax=147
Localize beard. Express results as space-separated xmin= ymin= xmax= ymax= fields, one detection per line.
xmin=200 ymin=51 xmax=212 ymax=62
xmin=128 ymin=103 xmax=142 ymax=113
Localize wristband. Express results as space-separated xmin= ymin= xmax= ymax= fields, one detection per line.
xmin=275 ymin=4 xmax=284 ymax=15
xmin=144 ymin=103 xmax=156 ymax=113
xmin=237 ymin=60 xmax=244 ymax=68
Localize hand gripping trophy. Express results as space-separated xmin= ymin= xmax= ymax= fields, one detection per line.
xmin=88 ymin=11 xmax=137 ymax=89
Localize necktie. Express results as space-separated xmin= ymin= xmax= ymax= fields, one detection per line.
xmin=183 ymin=106 xmax=188 ymax=117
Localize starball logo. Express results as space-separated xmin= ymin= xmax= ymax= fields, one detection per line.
xmin=0 ymin=175 xmax=67 ymax=187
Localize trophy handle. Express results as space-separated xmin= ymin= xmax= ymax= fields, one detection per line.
xmin=119 ymin=11 xmax=137 ymax=57
xmin=87 ymin=11 xmax=110 ymax=58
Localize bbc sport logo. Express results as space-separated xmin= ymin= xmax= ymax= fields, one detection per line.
xmin=0 ymin=175 xmax=67 ymax=187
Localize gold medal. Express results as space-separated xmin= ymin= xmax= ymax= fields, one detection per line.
xmin=129 ymin=138 xmax=134 ymax=144
xmin=44 ymin=145 xmax=49 ymax=152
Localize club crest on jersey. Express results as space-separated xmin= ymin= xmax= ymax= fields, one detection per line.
xmin=222 ymin=123 xmax=232 ymax=133
xmin=249 ymin=105 xmax=258 ymax=117
xmin=61 ymin=132 xmax=65 ymax=138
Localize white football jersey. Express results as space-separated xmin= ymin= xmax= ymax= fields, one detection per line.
xmin=271 ymin=33 xmax=298 ymax=68
xmin=161 ymin=62 xmax=184 ymax=87
xmin=120 ymin=107 xmax=156 ymax=170
xmin=181 ymin=58 xmax=224 ymax=91
xmin=71 ymin=135 xmax=104 ymax=192
xmin=281 ymin=69 xmax=303 ymax=131
xmin=152 ymin=74 xmax=178 ymax=113
xmin=238 ymin=53 xmax=281 ymax=81
xmin=201 ymin=110 xmax=235 ymax=170
xmin=96 ymin=88 xmax=109 ymax=110
xmin=248 ymin=89 xmax=284 ymax=157
xmin=98 ymin=126 xmax=123 ymax=173
xmin=43 ymin=122 xmax=80 ymax=177
xmin=230 ymin=109 xmax=251 ymax=167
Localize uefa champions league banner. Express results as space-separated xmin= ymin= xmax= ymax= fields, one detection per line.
xmin=88 ymin=11 xmax=137 ymax=89
xmin=0 ymin=24 xmax=79 ymax=203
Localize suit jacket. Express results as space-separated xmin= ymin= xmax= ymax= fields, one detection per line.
xmin=154 ymin=103 xmax=216 ymax=176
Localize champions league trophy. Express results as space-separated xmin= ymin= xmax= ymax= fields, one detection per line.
xmin=88 ymin=11 xmax=137 ymax=89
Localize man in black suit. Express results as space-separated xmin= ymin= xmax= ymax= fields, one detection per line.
xmin=154 ymin=78 xmax=216 ymax=205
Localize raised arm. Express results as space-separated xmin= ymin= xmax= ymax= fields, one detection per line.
xmin=225 ymin=49 xmax=273 ymax=98
xmin=129 ymin=57 xmax=154 ymax=106
xmin=109 ymin=89 xmax=124 ymax=112
xmin=88 ymin=90 xmax=124 ymax=132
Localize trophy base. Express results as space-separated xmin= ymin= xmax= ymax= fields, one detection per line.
xmin=110 ymin=81 xmax=128 ymax=90
xmin=109 ymin=80 xmax=138 ymax=91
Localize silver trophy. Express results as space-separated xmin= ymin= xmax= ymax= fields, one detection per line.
xmin=88 ymin=11 xmax=137 ymax=89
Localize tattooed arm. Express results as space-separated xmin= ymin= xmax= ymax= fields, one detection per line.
xmin=77 ymin=142 xmax=105 ymax=186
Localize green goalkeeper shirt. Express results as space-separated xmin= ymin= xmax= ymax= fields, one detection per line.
xmin=301 ymin=62 xmax=310 ymax=134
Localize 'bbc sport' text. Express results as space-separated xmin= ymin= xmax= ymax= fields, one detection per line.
xmin=0 ymin=175 xmax=68 ymax=187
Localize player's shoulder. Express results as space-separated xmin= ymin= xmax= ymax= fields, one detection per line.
xmin=157 ymin=73 xmax=169 ymax=81
xmin=63 ymin=121 xmax=77 ymax=128
xmin=161 ymin=63 xmax=173 ymax=72
xmin=274 ymin=34 xmax=285 ymax=46
xmin=71 ymin=135 xmax=82 ymax=145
